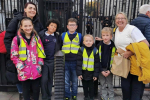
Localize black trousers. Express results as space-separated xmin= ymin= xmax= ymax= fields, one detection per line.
xmin=94 ymin=80 xmax=98 ymax=95
xmin=82 ymin=79 xmax=94 ymax=98
xmin=22 ymin=78 xmax=40 ymax=100
xmin=41 ymin=60 xmax=54 ymax=100
xmin=121 ymin=73 xmax=145 ymax=100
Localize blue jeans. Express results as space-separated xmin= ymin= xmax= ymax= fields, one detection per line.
xmin=65 ymin=61 xmax=78 ymax=98
xmin=16 ymin=82 xmax=23 ymax=93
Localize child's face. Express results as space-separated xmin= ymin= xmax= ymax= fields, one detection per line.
xmin=83 ymin=36 xmax=94 ymax=47
xmin=67 ymin=22 xmax=77 ymax=33
xmin=20 ymin=20 xmax=33 ymax=35
xmin=47 ymin=22 xmax=57 ymax=34
xmin=101 ymin=32 xmax=112 ymax=44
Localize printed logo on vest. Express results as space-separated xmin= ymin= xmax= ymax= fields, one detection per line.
xmin=75 ymin=37 xmax=78 ymax=41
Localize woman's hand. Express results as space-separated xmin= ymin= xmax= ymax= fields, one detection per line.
xmin=95 ymin=37 xmax=103 ymax=41
xmin=123 ymin=50 xmax=134 ymax=59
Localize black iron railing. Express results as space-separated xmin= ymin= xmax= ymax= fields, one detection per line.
xmin=1 ymin=0 xmax=150 ymax=91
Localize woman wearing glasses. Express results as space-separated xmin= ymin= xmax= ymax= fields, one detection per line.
xmin=114 ymin=12 xmax=149 ymax=100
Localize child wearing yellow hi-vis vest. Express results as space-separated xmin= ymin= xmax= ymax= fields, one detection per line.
xmin=96 ymin=27 xmax=116 ymax=100
xmin=11 ymin=17 xmax=46 ymax=100
xmin=76 ymin=34 xmax=99 ymax=100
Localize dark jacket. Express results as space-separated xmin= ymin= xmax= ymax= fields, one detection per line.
xmin=4 ymin=12 xmax=43 ymax=73
xmin=4 ymin=12 xmax=44 ymax=56
xmin=131 ymin=14 xmax=150 ymax=43
xmin=38 ymin=29 xmax=61 ymax=54
xmin=96 ymin=40 xmax=115 ymax=72
xmin=76 ymin=44 xmax=99 ymax=80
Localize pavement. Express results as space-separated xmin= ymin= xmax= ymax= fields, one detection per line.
xmin=1 ymin=88 xmax=150 ymax=100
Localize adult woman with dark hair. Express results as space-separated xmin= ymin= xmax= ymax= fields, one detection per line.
xmin=4 ymin=2 xmax=44 ymax=100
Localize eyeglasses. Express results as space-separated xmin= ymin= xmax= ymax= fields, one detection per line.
xmin=68 ymin=24 xmax=77 ymax=26
xmin=115 ymin=18 xmax=126 ymax=20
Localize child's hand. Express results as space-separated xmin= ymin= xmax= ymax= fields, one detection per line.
xmin=105 ymin=70 xmax=110 ymax=77
xmin=78 ymin=75 xmax=83 ymax=80
xmin=95 ymin=37 xmax=103 ymax=41
xmin=101 ymin=71 xmax=107 ymax=77
xmin=93 ymin=77 xmax=97 ymax=81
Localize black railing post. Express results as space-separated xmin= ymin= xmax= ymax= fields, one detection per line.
xmin=133 ymin=0 xmax=137 ymax=19
xmin=54 ymin=51 xmax=65 ymax=100
xmin=79 ymin=0 xmax=83 ymax=34
xmin=38 ymin=0 xmax=45 ymax=27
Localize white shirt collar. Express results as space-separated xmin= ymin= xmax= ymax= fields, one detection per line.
xmin=45 ymin=31 xmax=54 ymax=36
xmin=103 ymin=41 xmax=111 ymax=45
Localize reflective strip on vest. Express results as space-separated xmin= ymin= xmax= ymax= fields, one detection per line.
xmin=19 ymin=36 xmax=46 ymax=61
xmin=99 ymin=45 xmax=116 ymax=67
xmin=110 ymin=47 xmax=116 ymax=67
xmin=62 ymin=32 xmax=80 ymax=54
xmin=34 ymin=36 xmax=46 ymax=58
xmin=19 ymin=38 xmax=27 ymax=61
xmin=82 ymin=48 xmax=94 ymax=71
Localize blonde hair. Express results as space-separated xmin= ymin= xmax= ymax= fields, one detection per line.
xmin=101 ymin=27 xmax=113 ymax=35
xmin=115 ymin=12 xmax=128 ymax=23
xmin=68 ymin=18 xmax=77 ymax=25
xmin=83 ymin=34 xmax=94 ymax=41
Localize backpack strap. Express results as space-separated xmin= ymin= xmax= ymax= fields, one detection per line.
xmin=17 ymin=35 xmax=20 ymax=46
xmin=81 ymin=46 xmax=84 ymax=52
xmin=93 ymin=47 xmax=97 ymax=55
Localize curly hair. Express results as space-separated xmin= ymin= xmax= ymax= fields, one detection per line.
xmin=46 ymin=19 xmax=60 ymax=32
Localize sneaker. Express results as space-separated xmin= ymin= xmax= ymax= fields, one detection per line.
xmin=89 ymin=97 xmax=94 ymax=100
xmin=64 ymin=97 xmax=70 ymax=100
xmin=19 ymin=93 xmax=24 ymax=100
xmin=84 ymin=97 xmax=89 ymax=100
xmin=72 ymin=96 xmax=77 ymax=100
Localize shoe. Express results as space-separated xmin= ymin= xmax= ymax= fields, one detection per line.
xmin=89 ymin=97 xmax=94 ymax=100
xmin=64 ymin=97 xmax=70 ymax=100
xmin=19 ymin=93 xmax=24 ymax=100
xmin=72 ymin=96 xmax=77 ymax=100
xmin=30 ymin=94 xmax=34 ymax=100
xmin=84 ymin=97 xmax=89 ymax=100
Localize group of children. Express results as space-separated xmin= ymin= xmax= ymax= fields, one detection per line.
xmin=10 ymin=17 xmax=115 ymax=100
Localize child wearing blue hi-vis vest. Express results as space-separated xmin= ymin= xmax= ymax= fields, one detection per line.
xmin=76 ymin=34 xmax=99 ymax=100
xmin=61 ymin=18 xmax=83 ymax=100
xmin=96 ymin=27 xmax=116 ymax=100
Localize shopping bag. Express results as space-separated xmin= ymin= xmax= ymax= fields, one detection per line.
xmin=111 ymin=48 xmax=130 ymax=78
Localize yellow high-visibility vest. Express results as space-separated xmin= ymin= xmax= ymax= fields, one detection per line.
xmin=82 ymin=48 xmax=98 ymax=71
xmin=18 ymin=36 xmax=46 ymax=61
xmin=62 ymin=32 xmax=80 ymax=54
xmin=99 ymin=45 xmax=116 ymax=68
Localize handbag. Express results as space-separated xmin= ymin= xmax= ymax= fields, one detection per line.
xmin=111 ymin=48 xmax=130 ymax=78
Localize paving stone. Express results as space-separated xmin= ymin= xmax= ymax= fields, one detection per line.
xmin=1 ymin=88 xmax=150 ymax=100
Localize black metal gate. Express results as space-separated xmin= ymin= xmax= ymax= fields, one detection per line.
xmin=1 ymin=0 xmax=150 ymax=91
